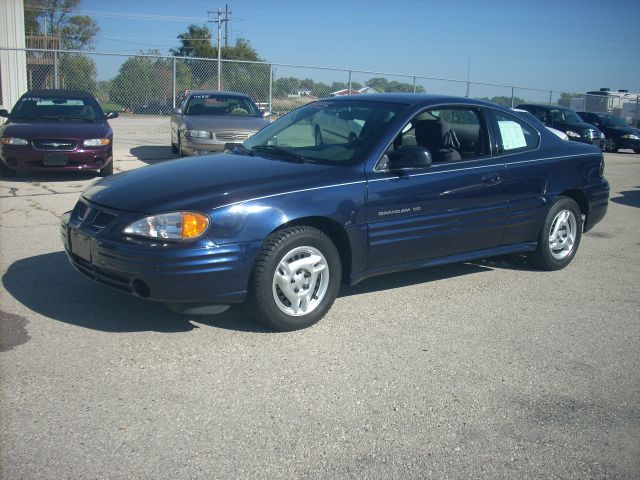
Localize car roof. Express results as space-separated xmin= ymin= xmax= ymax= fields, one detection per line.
xmin=577 ymin=111 xmax=606 ymax=117
xmin=324 ymin=93 xmax=500 ymax=109
xmin=22 ymin=89 xmax=97 ymax=99
xmin=516 ymin=103 xmax=570 ymax=111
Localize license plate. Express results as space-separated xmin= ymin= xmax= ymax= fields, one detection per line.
xmin=70 ymin=229 xmax=92 ymax=262
xmin=44 ymin=153 xmax=68 ymax=166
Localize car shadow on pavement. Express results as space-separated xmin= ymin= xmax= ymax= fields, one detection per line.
xmin=3 ymin=252 xmax=536 ymax=334
xmin=338 ymin=254 xmax=536 ymax=298
xmin=611 ymin=187 xmax=640 ymax=208
xmin=129 ymin=146 xmax=178 ymax=164
xmin=1 ymin=251 xmax=270 ymax=334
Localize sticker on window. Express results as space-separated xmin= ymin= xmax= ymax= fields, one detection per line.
xmin=498 ymin=120 xmax=527 ymax=150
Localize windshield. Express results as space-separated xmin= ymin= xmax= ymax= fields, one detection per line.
xmin=185 ymin=94 xmax=261 ymax=117
xmin=243 ymin=100 xmax=404 ymax=165
xmin=550 ymin=108 xmax=583 ymax=123
xmin=10 ymin=95 xmax=103 ymax=122
xmin=513 ymin=109 xmax=545 ymax=127
xmin=602 ymin=114 xmax=629 ymax=127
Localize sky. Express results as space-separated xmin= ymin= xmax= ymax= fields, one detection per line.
xmin=74 ymin=0 xmax=640 ymax=98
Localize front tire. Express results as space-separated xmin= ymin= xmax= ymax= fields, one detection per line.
xmin=530 ymin=197 xmax=582 ymax=271
xmin=0 ymin=162 xmax=16 ymax=178
xmin=98 ymin=160 xmax=113 ymax=177
xmin=247 ymin=226 xmax=341 ymax=331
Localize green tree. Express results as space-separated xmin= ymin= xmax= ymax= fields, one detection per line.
xmin=24 ymin=0 xmax=100 ymax=49
xmin=479 ymin=96 xmax=527 ymax=107
xmin=557 ymin=92 xmax=583 ymax=108
xmin=222 ymin=38 xmax=263 ymax=62
xmin=110 ymin=56 xmax=160 ymax=108
xmin=171 ymin=24 xmax=216 ymax=58
xmin=58 ymin=54 xmax=96 ymax=92
xmin=365 ymin=77 xmax=423 ymax=93
xmin=109 ymin=52 xmax=196 ymax=109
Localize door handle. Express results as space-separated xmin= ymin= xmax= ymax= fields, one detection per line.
xmin=482 ymin=174 xmax=501 ymax=185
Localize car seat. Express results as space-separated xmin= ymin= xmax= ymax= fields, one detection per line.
xmin=414 ymin=119 xmax=462 ymax=162
xmin=188 ymin=103 xmax=205 ymax=115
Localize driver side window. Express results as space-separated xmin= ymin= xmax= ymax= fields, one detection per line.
xmin=392 ymin=107 xmax=489 ymax=163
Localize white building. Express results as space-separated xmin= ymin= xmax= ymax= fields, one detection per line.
xmin=0 ymin=0 xmax=28 ymax=109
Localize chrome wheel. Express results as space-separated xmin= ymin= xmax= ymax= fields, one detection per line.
xmin=548 ymin=209 xmax=577 ymax=260
xmin=272 ymin=245 xmax=330 ymax=316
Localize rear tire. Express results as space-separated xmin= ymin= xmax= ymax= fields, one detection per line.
xmin=247 ymin=226 xmax=341 ymax=331
xmin=178 ymin=137 xmax=184 ymax=157
xmin=530 ymin=197 xmax=582 ymax=271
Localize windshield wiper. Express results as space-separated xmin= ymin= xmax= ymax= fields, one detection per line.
xmin=250 ymin=145 xmax=306 ymax=163
xmin=65 ymin=116 xmax=94 ymax=123
xmin=40 ymin=115 xmax=65 ymax=122
xmin=225 ymin=143 xmax=255 ymax=156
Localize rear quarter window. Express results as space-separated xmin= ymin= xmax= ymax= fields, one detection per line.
xmin=493 ymin=110 xmax=540 ymax=154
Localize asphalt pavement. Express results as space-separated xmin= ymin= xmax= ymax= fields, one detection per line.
xmin=1 ymin=125 xmax=638 ymax=479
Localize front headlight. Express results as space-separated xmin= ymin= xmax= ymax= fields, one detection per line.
xmin=565 ymin=130 xmax=580 ymax=138
xmin=622 ymin=134 xmax=640 ymax=140
xmin=83 ymin=138 xmax=111 ymax=147
xmin=0 ymin=137 xmax=28 ymax=145
xmin=183 ymin=130 xmax=212 ymax=139
xmin=123 ymin=212 xmax=210 ymax=241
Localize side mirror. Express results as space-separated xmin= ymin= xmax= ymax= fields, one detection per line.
xmin=388 ymin=146 xmax=432 ymax=170
xmin=0 ymin=109 xmax=9 ymax=118
xmin=262 ymin=111 xmax=272 ymax=118
xmin=172 ymin=107 xmax=182 ymax=115
xmin=106 ymin=111 xmax=119 ymax=120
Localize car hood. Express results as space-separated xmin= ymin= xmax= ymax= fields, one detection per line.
xmin=82 ymin=153 xmax=356 ymax=213
xmin=182 ymin=115 xmax=269 ymax=132
xmin=1 ymin=120 xmax=109 ymax=139
xmin=554 ymin=121 xmax=597 ymax=133
xmin=605 ymin=125 xmax=639 ymax=135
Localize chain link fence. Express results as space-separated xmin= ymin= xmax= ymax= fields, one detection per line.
xmin=2 ymin=47 xmax=639 ymax=147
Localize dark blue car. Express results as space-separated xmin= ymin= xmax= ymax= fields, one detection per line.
xmin=61 ymin=94 xmax=609 ymax=331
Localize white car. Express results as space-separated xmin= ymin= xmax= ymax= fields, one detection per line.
xmin=310 ymin=105 xmax=366 ymax=145
xmin=512 ymin=108 xmax=569 ymax=140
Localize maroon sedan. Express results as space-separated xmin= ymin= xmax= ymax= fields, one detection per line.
xmin=0 ymin=89 xmax=117 ymax=177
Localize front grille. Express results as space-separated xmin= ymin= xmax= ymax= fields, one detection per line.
xmin=584 ymin=130 xmax=597 ymax=140
xmin=214 ymin=131 xmax=253 ymax=142
xmin=70 ymin=254 xmax=134 ymax=294
xmin=33 ymin=139 xmax=78 ymax=151
xmin=74 ymin=200 xmax=117 ymax=229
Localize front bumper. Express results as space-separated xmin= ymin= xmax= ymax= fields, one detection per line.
xmin=181 ymin=131 xmax=257 ymax=156
xmin=181 ymin=139 xmax=225 ymax=156
xmin=571 ymin=136 xmax=604 ymax=149
xmin=60 ymin=206 xmax=261 ymax=304
xmin=1 ymin=144 xmax=112 ymax=172
xmin=612 ymin=136 xmax=640 ymax=150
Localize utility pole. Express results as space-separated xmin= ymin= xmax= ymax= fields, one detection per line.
xmin=207 ymin=7 xmax=231 ymax=90
xmin=225 ymin=4 xmax=230 ymax=48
